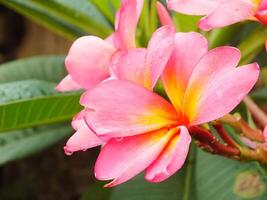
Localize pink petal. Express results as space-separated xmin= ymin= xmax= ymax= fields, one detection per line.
xmin=183 ymin=46 xmax=242 ymax=123
xmin=109 ymin=48 xmax=147 ymax=85
xmin=191 ymin=63 xmax=259 ymax=125
xmin=64 ymin=109 xmax=104 ymax=154
xmin=66 ymin=36 xmax=115 ymax=90
xmin=157 ymin=2 xmax=175 ymax=27
xmin=56 ymin=75 xmax=82 ymax=92
xmin=167 ymin=0 xmax=219 ymax=15
xmin=94 ymin=127 xmax=178 ymax=187
xmin=64 ymin=124 xmax=103 ymax=155
xmin=144 ymin=25 xmax=175 ymax=89
xmin=198 ymin=0 xmax=256 ymax=31
xmin=264 ymin=126 xmax=267 ymax=143
xmin=145 ymin=126 xmax=191 ymax=182
xmin=80 ymin=80 xmax=179 ymax=138
xmin=114 ymin=0 xmax=144 ymax=49
xmin=161 ymin=32 xmax=208 ymax=118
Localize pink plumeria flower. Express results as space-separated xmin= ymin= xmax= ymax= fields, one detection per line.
xmin=58 ymin=0 xmax=144 ymax=154
xmin=64 ymin=25 xmax=176 ymax=154
xmin=167 ymin=0 xmax=267 ymax=31
xmin=56 ymin=0 xmax=144 ymax=92
xmin=80 ymin=33 xmax=259 ymax=187
xmin=264 ymin=126 xmax=267 ymax=142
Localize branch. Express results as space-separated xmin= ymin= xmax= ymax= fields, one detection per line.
xmin=244 ymin=96 xmax=267 ymax=129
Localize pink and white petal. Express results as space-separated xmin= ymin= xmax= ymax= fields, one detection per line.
xmin=94 ymin=127 xmax=177 ymax=187
xmin=109 ymin=48 xmax=147 ymax=85
xmin=80 ymin=80 xmax=179 ymax=138
xmin=56 ymin=75 xmax=82 ymax=92
xmin=191 ymin=63 xmax=259 ymax=125
xmin=198 ymin=0 xmax=256 ymax=31
xmin=258 ymin=0 xmax=267 ymax=11
xmin=183 ymin=47 xmax=241 ymax=122
xmin=167 ymin=0 xmax=219 ymax=15
xmin=264 ymin=126 xmax=267 ymax=143
xmin=145 ymin=25 xmax=175 ymax=89
xmin=66 ymin=36 xmax=115 ymax=90
xmin=145 ymin=126 xmax=191 ymax=182
xmin=161 ymin=32 xmax=208 ymax=114
xmin=114 ymin=0 xmax=144 ymax=49
xmin=105 ymin=33 xmax=115 ymax=46
xmin=157 ymin=2 xmax=175 ymax=27
xmin=64 ymin=124 xmax=103 ymax=155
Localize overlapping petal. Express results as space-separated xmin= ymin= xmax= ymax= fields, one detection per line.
xmin=157 ymin=2 xmax=175 ymax=27
xmin=167 ymin=0 xmax=219 ymax=15
xmin=81 ymin=80 xmax=179 ymax=138
xmin=114 ymin=0 xmax=144 ymax=49
xmin=64 ymin=110 xmax=103 ymax=154
xmin=183 ymin=47 xmax=241 ymax=123
xmin=109 ymin=48 xmax=147 ymax=85
xmin=198 ymin=0 xmax=256 ymax=31
xmin=94 ymin=127 xmax=178 ymax=187
xmin=191 ymin=63 xmax=259 ymax=125
xmin=111 ymin=26 xmax=175 ymax=89
xmin=56 ymin=75 xmax=82 ymax=92
xmin=65 ymin=36 xmax=116 ymax=90
xmin=145 ymin=126 xmax=191 ymax=182
xmin=144 ymin=25 xmax=175 ymax=89
xmin=161 ymin=32 xmax=208 ymax=120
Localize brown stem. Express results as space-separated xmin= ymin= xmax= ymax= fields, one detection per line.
xmin=244 ymin=96 xmax=267 ymax=129
xmin=219 ymin=114 xmax=265 ymax=142
xmin=188 ymin=126 xmax=240 ymax=157
xmin=213 ymin=123 xmax=239 ymax=148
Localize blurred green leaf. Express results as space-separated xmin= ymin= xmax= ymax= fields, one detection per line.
xmin=0 ymin=79 xmax=81 ymax=132
xmin=208 ymin=25 xmax=240 ymax=49
xmin=0 ymin=55 xmax=66 ymax=83
xmin=251 ymin=86 xmax=267 ymax=103
xmin=90 ymin=0 xmax=118 ymax=24
xmin=196 ymin=150 xmax=267 ymax=200
xmin=0 ymin=0 xmax=83 ymax=41
xmin=80 ymin=182 xmax=112 ymax=200
xmin=0 ymin=124 xmax=71 ymax=165
xmin=172 ymin=13 xmax=200 ymax=32
xmin=238 ymin=27 xmax=267 ymax=65
xmin=32 ymin=0 xmax=112 ymax=38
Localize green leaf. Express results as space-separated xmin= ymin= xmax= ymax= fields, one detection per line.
xmin=196 ymin=150 xmax=267 ymax=200
xmin=208 ymin=25 xmax=241 ymax=49
xmin=32 ymin=0 xmax=113 ymax=38
xmin=0 ymin=79 xmax=81 ymax=132
xmin=90 ymin=0 xmax=118 ymax=24
xmin=0 ymin=124 xmax=72 ymax=165
xmin=172 ymin=13 xmax=200 ymax=32
xmin=0 ymin=55 xmax=66 ymax=83
xmin=251 ymin=86 xmax=267 ymax=103
xmin=80 ymin=182 xmax=112 ymax=200
xmin=0 ymin=0 xmax=83 ymax=41
xmin=238 ymin=27 xmax=267 ymax=65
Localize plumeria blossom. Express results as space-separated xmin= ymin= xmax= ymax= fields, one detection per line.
xmin=80 ymin=32 xmax=259 ymax=187
xmin=64 ymin=25 xmax=176 ymax=154
xmin=167 ymin=0 xmax=267 ymax=30
xmin=59 ymin=0 xmax=143 ymax=153
xmin=56 ymin=0 xmax=144 ymax=92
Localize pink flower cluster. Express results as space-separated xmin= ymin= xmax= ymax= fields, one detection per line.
xmin=57 ymin=0 xmax=261 ymax=187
